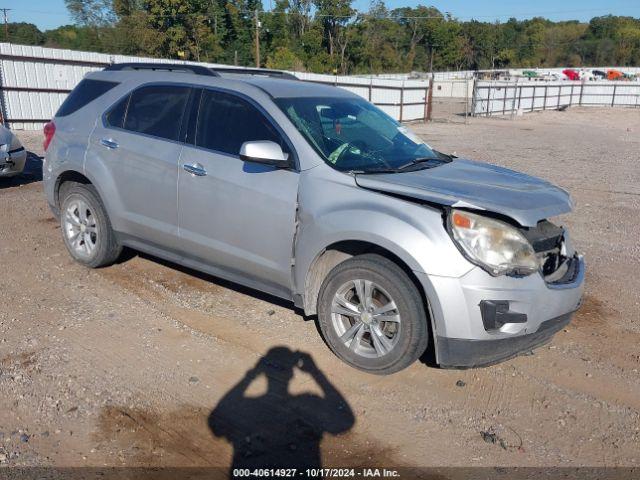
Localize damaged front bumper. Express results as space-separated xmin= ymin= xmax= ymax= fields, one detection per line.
xmin=416 ymin=254 xmax=584 ymax=368
xmin=0 ymin=147 xmax=27 ymax=177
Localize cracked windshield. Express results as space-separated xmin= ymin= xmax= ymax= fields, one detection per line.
xmin=276 ymin=97 xmax=450 ymax=173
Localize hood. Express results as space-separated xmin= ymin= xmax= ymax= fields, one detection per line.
xmin=355 ymin=159 xmax=573 ymax=227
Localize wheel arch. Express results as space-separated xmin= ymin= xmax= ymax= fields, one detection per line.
xmin=54 ymin=170 xmax=93 ymax=209
xmin=301 ymin=239 xmax=432 ymax=318
xmin=301 ymin=239 xmax=439 ymax=365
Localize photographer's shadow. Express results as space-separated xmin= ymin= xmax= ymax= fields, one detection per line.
xmin=209 ymin=347 xmax=354 ymax=471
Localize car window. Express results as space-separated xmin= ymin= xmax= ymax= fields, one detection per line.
xmin=123 ymin=85 xmax=191 ymax=141
xmin=57 ymin=79 xmax=119 ymax=117
xmin=196 ymin=89 xmax=284 ymax=156
xmin=105 ymin=94 xmax=129 ymax=128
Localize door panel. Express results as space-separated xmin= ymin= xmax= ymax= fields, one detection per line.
xmin=178 ymin=147 xmax=298 ymax=294
xmin=177 ymin=90 xmax=299 ymax=293
xmin=88 ymin=84 xmax=191 ymax=249
xmin=89 ymin=127 xmax=183 ymax=248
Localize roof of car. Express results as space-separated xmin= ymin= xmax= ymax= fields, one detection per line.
xmin=234 ymin=75 xmax=357 ymax=99
xmin=93 ymin=65 xmax=358 ymax=100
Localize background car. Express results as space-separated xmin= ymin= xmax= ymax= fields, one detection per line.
xmin=0 ymin=125 xmax=28 ymax=178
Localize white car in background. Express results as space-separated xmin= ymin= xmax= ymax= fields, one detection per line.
xmin=0 ymin=125 xmax=27 ymax=178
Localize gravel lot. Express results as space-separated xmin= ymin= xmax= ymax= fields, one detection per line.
xmin=0 ymin=107 xmax=639 ymax=471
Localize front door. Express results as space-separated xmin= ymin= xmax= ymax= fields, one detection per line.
xmin=178 ymin=89 xmax=299 ymax=297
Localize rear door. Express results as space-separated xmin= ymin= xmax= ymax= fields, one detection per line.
xmin=89 ymin=84 xmax=192 ymax=249
xmin=177 ymin=89 xmax=299 ymax=297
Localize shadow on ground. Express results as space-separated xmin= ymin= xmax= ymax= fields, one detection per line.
xmin=95 ymin=347 xmax=357 ymax=473
xmin=0 ymin=152 xmax=42 ymax=188
xmin=209 ymin=346 xmax=355 ymax=471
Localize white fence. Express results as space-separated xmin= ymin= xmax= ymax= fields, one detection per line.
xmin=0 ymin=43 xmax=431 ymax=130
xmin=432 ymin=79 xmax=473 ymax=98
xmin=472 ymin=80 xmax=640 ymax=116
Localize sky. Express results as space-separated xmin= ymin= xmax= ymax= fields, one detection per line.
xmin=7 ymin=0 xmax=640 ymax=31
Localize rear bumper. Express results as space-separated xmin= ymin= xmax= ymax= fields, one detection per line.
xmin=436 ymin=311 xmax=573 ymax=368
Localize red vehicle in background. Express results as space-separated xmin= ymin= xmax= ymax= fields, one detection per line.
xmin=562 ymin=69 xmax=580 ymax=80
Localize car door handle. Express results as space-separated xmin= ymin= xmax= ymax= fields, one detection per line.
xmin=100 ymin=138 xmax=119 ymax=149
xmin=183 ymin=163 xmax=207 ymax=176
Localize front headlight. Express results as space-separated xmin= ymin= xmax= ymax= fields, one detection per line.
xmin=448 ymin=209 xmax=539 ymax=276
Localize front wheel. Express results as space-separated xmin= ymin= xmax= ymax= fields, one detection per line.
xmin=317 ymin=254 xmax=429 ymax=375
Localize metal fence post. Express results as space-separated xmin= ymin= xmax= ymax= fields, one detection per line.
xmin=464 ymin=77 xmax=470 ymax=124
xmin=423 ymin=85 xmax=429 ymax=122
xmin=557 ymin=85 xmax=561 ymax=109
xmin=510 ymin=78 xmax=518 ymax=119
xmin=399 ymin=80 xmax=404 ymax=123
xmin=570 ymin=84 xmax=574 ymax=106
xmin=517 ymin=82 xmax=522 ymax=111
xmin=486 ymin=84 xmax=491 ymax=117
xmin=502 ymin=84 xmax=507 ymax=115
xmin=543 ymin=84 xmax=548 ymax=111
xmin=531 ymin=85 xmax=536 ymax=112
xmin=611 ymin=83 xmax=617 ymax=107
xmin=578 ymin=80 xmax=585 ymax=106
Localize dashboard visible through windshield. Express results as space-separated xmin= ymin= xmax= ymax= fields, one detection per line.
xmin=275 ymin=96 xmax=450 ymax=173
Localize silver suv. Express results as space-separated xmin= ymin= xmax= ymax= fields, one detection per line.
xmin=43 ymin=63 xmax=584 ymax=374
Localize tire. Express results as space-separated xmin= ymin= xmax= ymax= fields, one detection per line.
xmin=317 ymin=253 xmax=429 ymax=375
xmin=59 ymin=183 xmax=122 ymax=268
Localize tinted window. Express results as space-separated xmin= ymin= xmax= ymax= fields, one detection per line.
xmin=196 ymin=90 xmax=283 ymax=155
xmin=124 ymin=85 xmax=190 ymax=141
xmin=57 ymin=79 xmax=119 ymax=117
xmin=105 ymin=94 xmax=129 ymax=128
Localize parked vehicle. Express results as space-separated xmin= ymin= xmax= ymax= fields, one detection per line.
xmin=562 ymin=69 xmax=580 ymax=81
xmin=607 ymin=69 xmax=624 ymax=81
xmin=43 ymin=64 xmax=584 ymax=374
xmin=0 ymin=125 xmax=27 ymax=178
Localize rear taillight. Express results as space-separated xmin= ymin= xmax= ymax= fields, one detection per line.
xmin=43 ymin=121 xmax=56 ymax=151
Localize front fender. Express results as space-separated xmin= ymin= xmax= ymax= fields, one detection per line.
xmin=293 ymin=168 xmax=475 ymax=301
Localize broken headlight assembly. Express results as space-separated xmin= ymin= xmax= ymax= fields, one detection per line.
xmin=448 ymin=209 xmax=539 ymax=276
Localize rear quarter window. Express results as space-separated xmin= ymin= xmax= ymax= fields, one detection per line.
xmin=57 ymin=79 xmax=119 ymax=117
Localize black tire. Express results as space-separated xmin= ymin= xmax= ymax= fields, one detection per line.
xmin=59 ymin=182 xmax=122 ymax=268
xmin=317 ymin=253 xmax=429 ymax=375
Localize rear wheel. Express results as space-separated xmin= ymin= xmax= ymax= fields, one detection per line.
xmin=317 ymin=254 xmax=429 ymax=375
xmin=60 ymin=183 xmax=121 ymax=268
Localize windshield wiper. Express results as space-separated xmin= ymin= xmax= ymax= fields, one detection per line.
xmin=348 ymin=167 xmax=401 ymax=174
xmin=396 ymin=157 xmax=444 ymax=171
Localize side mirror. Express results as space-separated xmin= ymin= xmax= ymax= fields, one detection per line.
xmin=239 ymin=141 xmax=290 ymax=168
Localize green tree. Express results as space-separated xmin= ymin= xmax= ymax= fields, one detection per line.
xmin=0 ymin=23 xmax=45 ymax=45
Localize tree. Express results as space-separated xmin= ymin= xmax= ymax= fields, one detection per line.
xmin=0 ymin=23 xmax=45 ymax=45
xmin=313 ymin=0 xmax=354 ymax=59
xmin=5 ymin=5 xmax=640 ymax=74
xmin=65 ymin=0 xmax=116 ymax=26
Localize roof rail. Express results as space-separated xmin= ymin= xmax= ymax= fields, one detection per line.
xmin=104 ymin=62 xmax=220 ymax=77
xmin=212 ymin=67 xmax=298 ymax=80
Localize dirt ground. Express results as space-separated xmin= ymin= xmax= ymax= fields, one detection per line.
xmin=0 ymin=107 xmax=639 ymax=473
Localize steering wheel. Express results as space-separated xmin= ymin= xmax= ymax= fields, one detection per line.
xmin=332 ymin=140 xmax=369 ymax=165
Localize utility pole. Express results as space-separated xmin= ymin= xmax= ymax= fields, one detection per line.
xmin=429 ymin=47 xmax=435 ymax=74
xmin=1 ymin=8 xmax=10 ymax=43
xmin=254 ymin=9 xmax=260 ymax=68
